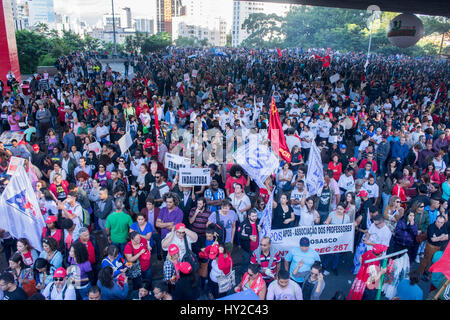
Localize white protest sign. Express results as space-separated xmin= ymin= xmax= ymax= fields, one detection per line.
xmin=165 ymin=153 xmax=191 ymax=172
xmin=192 ymin=69 xmax=198 ymax=78
xmin=184 ymin=73 xmax=190 ymax=81
xmin=7 ymin=156 xmax=25 ymax=175
xmin=118 ymin=132 xmax=133 ymax=154
xmin=330 ymin=73 xmax=340 ymax=84
xmin=179 ymin=168 xmax=211 ymax=186
xmin=271 ymin=223 xmax=355 ymax=257
xmin=88 ymin=142 xmax=101 ymax=155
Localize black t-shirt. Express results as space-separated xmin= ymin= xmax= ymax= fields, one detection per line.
xmin=272 ymin=205 xmax=294 ymax=229
xmin=3 ymin=287 xmax=28 ymax=300
xmin=427 ymin=223 xmax=449 ymax=248
xmin=317 ymin=187 xmax=331 ymax=212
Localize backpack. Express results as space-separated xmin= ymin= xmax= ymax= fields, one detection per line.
xmin=76 ymin=204 xmax=91 ymax=227
xmin=214 ymin=211 xmax=226 ymax=245
xmin=49 ymin=283 xmax=68 ymax=300
xmin=181 ymin=234 xmax=199 ymax=272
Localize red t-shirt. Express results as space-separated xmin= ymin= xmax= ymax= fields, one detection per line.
xmin=249 ymin=222 xmax=259 ymax=251
xmin=124 ymin=238 xmax=151 ymax=271
xmin=328 ymin=162 xmax=342 ymax=181
xmin=225 ymin=176 xmax=247 ymax=194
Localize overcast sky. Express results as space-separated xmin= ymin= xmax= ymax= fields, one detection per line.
xmin=54 ymin=0 xmax=234 ymax=26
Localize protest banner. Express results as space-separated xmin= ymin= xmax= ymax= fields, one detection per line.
xmin=192 ymin=69 xmax=198 ymax=78
xmin=270 ymin=223 xmax=354 ymax=257
xmin=7 ymin=156 xmax=25 ymax=175
xmin=88 ymin=141 xmax=102 ymax=155
xmin=179 ymin=168 xmax=211 ymax=186
xmin=118 ymin=132 xmax=133 ymax=154
xmin=0 ymin=131 xmax=25 ymax=145
xmin=306 ymin=141 xmax=324 ymax=196
xmin=165 ymin=153 xmax=191 ymax=172
xmin=184 ymin=73 xmax=190 ymax=81
xmin=330 ymin=73 xmax=340 ymax=84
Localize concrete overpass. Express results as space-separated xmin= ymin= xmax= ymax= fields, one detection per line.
xmin=253 ymin=0 xmax=450 ymax=17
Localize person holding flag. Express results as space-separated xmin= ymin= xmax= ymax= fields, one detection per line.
xmin=268 ymin=96 xmax=291 ymax=163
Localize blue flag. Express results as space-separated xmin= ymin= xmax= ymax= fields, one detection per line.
xmin=259 ymin=190 xmax=275 ymax=239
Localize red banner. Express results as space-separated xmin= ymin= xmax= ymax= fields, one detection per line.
xmin=268 ymin=96 xmax=291 ymax=162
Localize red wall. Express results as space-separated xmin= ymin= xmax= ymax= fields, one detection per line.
xmin=0 ymin=0 xmax=21 ymax=92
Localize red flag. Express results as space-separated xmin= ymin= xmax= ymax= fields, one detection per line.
xmin=268 ymin=96 xmax=291 ymax=162
xmin=429 ymin=243 xmax=450 ymax=280
xmin=276 ymin=47 xmax=282 ymax=58
xmin=153 ymin=101 xmax=160 ymax=142
xmin=322 ymin=54 xmax=330 ymax=68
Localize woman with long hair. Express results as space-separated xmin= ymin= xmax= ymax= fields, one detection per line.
xmin=383 ymin=196 xmax=405 ymax=234
xmin=392 ymin=210 xmax=419 ymax=264
xmin=16 ymin=238 xmax=39 ymax=268
xmin=172 ymin=262 xmax=201 ymax=300
xmin=94 ymin=163 xmax=111 ymax=188
xmin=97 ymin=266 xmax=128 ymax=300
xmin=67 ymin=241 xmax=94 ymax=300
xmin=234 ymin=263 xmax=267 ymax=300
xmin=424 ymin=162 xmax=441 ymax=185
xmin=229 ymin=183 xmax=252 ymax=223
xmin=272 ymin=193 xmax=295 ymax=229
xmin=38 ymin=237 xmax=63 ymax=273
xmin=33 ymin=258 xmax=53 ymax=291
xmin=278 ymin=162 xmax=294 ymax=192
xmin=8 ymin=252 xmax=36 ymax=297
xmin=343 ymin=192 xmax=356 ymax=222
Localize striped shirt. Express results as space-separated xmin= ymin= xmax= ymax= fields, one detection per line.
xmin=188 ymin=208 xmax=211 ymax=235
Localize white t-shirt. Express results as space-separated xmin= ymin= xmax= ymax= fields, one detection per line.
xmin=299 ymin=205 xmax=318 ymax=226
xmin=267 ymin=280 xmax=303 ymax=300
xmin=318 ymin=120 xmax=332 ymax=138
xmin=162 ymin=233 xmax=196 ymax=259
xmin=300 ymin=131 xmax=314 ymax=149
xmin=290 ymin=189 xmax=305 ymax=216
xmin=42 ymin=283 xmax=77 ymax=300
xmin=362 ymin=182 xmax=379 ymax=199
xmin=229 ymin=193 xmax=251 ymax=222
xmin=367 ymin=224 xmax=392 ymax=251
xmin=338 ymin=174 xmax=355 ymax=195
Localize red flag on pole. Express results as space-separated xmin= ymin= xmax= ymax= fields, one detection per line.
xmin=268 ymin=96 xmax=291 ymax=162
xmin=322 ymin=54 xmax=330 ymax=68
xmin=276 ymin=47 xmax=282 ymax=58
xmin=429 ymin=242 xmax=450 ymax=280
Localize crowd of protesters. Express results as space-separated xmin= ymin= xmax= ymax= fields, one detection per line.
xmin=0 ymin=46 xmax=448 ymax=301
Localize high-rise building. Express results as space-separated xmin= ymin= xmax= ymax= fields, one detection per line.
xmin=103 ymin=14 xmax=121 ymax=31
xmin=27 ymin=0 xmax=55 ymax=26
xmin=122 ymin=7 xmax=132 ymax=28
xmin=172 ymin=0 xmax=227 ymax=46
xmin=232 ymin=0 xmax=292 ymax=47
xmin=134 ymin=18 xmax=154 ymax=34
xmin=156 ymin=0 xmax=184 ymax=34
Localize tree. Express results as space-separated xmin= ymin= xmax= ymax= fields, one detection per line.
xmin=174 ymin=36 xmax=196 ymax=47
xmin=15 ymin=29 xmax=51 ymax=73
xmin=241 ymin=13 xmax=283 ymax=48
xmin=141 ymin=32 xmax=172 ymax=53
xmin=84 ymin=35 xmax=101 ymax=52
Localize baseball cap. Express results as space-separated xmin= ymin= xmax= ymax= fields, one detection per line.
xmin=168 ymin=244 xmax=179 ymax=256
xmin=349 ymin=157 xmax=357 ymax=162
xmin=45 ymin=215 xmax=57 ymax=224
xmin=339 ymin=144 xmax=347 ymax=149
xmin=33 ymin=144 xmax=40 ymax=151
xmin=208 ymin=245 xmax=219 ymax=259
xmin=177 ymin=262 xmax=192 ymax=274
xmin=175 ymin=223 xmax=186 ymax=231
xmin=53 ymin=267 xmax=67 ymax=278
xmin=224 ymin=108 xmax=229 ymax=112
xmin=299 ymin=237 xmax=310 ymax=247
xmin=372 ymin=244 xmax=388 ymax=255
xmin=357 ymin=190 xmax=368 ymax=197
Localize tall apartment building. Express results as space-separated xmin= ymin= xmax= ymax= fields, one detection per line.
xmin=172 ymin=0 xmax=228 ymax=46
xmin=232 ymin=0 xmax=293 ymax=47
xmin=27 ymin=0 xmax=55 ymax=26
xmin=134 ymin=18 xmax=154 ymax=34
xmin=122 ymin=7 xmax=132 ymax=28
xmin=156 ymin=0 xmax=184 ymax=34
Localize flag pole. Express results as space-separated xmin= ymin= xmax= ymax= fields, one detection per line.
xmin=433 ymin=279 xmax=449 ymax=300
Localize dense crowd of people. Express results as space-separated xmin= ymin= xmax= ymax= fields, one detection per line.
xmin=0 ymin=46 xmax=448 ymax=301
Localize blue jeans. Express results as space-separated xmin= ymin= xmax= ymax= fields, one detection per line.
xmin=112 ymin=242 xmax=127 ymax=255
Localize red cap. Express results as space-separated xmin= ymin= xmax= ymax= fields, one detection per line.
xmin=45 ymin=215 xmax=57 ymax=224
xmin=33 ymin=144 xmax=39 ymax=151
xmin=145 ymin=138 xmax=152 ymax=144
xmin=53 ymin=267 xmax=67 ymax=278
xmin=175 ymin=223 xmax=185 ymax=231
xmin=177 ymin=262 xmax=192 ymax=274
xmin=373 ymin=244 xmax=388 ymax=255
xmin=357 ymin=190 xmax=368 ymax=197
xmin=349 ymin=157 xmax=357 ymax=162
xmin=208 ymin=245 xmax=219 ymax=259
xmin=168 ymin=244 xmax=179 ymax=256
